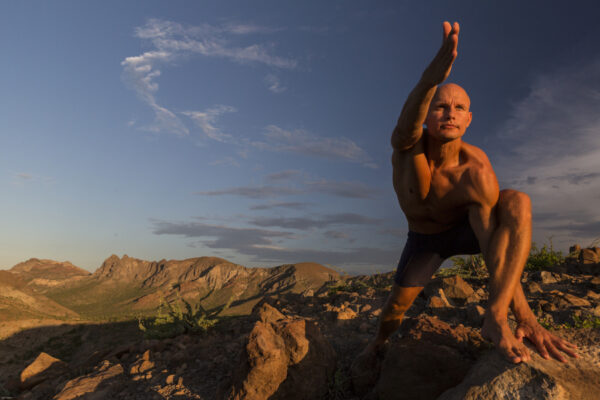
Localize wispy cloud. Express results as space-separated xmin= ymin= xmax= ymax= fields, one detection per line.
xmin=16 ymin=172 xmax=33 ymax=180
xmin=304 ymin=179 xmax=377 ymax=199
xmin=256 ymin=125 xmax=375 ymax=167
xmin=249 ymin=202 xmax=311 ymax=211
xmin=196 ymin=185 xmax=302 ymax=199
xmin=182 ymin=105 xmax=237 ymax=143
xmin=324 ymin=230 xmax=351 ymax=240
xmin=264 ymin=74 xmax=286 ymax=93
xmin=151 ymin=219 xmax=397 ymax=270
xmin=494 ymin=57 xmax=600 ymax=247
xmin=249 ymin=213 xmax=381 ymax=230
xmin=196 ymin=178 xmax=378 ymax=200
xmin=265 ymin=170 xmax=302 ymax=181
xmin=122 ymin=18 xmax=296 ymax=136
xmin=208 ymin=156 xmax=240 ymax=167
xmin=152 ymin=219 xmax=295 ymax=251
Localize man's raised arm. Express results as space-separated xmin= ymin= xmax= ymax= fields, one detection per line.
xmin=391 ymin=21 xmax=459 ymax=151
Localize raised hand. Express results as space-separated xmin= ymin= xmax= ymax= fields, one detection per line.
xmin=422 ymin=21 xmax=459 ymax=86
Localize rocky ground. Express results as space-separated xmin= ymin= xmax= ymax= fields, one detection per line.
xmin=1 ymin=248 xmax=600 ymax=399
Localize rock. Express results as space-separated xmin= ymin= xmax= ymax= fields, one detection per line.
xmin=569 ymin=244 xmax=581 ymax=254
xmin=580 ymin=248 xmax=600 ymax=264
xmin=370 ymin=315 xmax=486 ymax=399
xmin=428 ymin=294 xmax=452 ymax=309
xmin=561 ymin=293 xmax=592 ymax=308
xmin=540 ymin=271 xmax=558 ymax=284
xmin=467 ymin=303 xmax=486 ymax=326
xmin=427 ymin=288 xmax=452 ymax=307
xmin=226 ymin=308 xmax=335 ymax=400
xmin=337 ymin=307 xmax=357 ymax=320
xmin=438 ymin=345 xmax=600 ymax=400
xmin=441 ymin=276 xmax=475 ymax=305
xmin=20 ymin=352 xmax=69 ymax=390
xmin=360 ymin=304 xmax=372 ymax=313
xmin=358 ymin=322 xmax=371 ymax=333
xmin=588 ymin=290 xmax=600 ymax=302
xmin=256 ymin=302 xmax=286 ymax=323
xmin=593 ymin=305 xmax=600 ymax=317
xmin=526 ymin=281 xmax=543 ymax=294
xmin=129 ymin=350 xmax=155 ymax=375
xmin=54 ymin=361 xmax=125 ymax=400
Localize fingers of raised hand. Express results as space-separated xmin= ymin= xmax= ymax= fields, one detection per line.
xmin=452 ymin=22 xmax=460 ymax=36
xmin=442 ymin=21 xmax=452 ymax=40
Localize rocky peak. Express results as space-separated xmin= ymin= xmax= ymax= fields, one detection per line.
xmin=93 ymin=254 xmax=156 ymax=283
xmin=10 ymin=258 xmax=90 ymax=281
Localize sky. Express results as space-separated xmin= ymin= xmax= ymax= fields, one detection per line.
xmin=1 ymin=1 xmax=599 ymax=274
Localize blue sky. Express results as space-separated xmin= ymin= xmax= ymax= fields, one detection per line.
xmin=1 ymin=1 xmax=599 ymax=273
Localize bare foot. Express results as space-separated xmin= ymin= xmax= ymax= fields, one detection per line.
xmin=351 ymin=342 xmax=385 ymax=395
xmin=481 ymin=317 xmax=531 ymax=364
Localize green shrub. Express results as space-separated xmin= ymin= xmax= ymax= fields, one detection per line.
xmin=572 ymin=314 xmax=600 ymax=329
xmin=525 ymin=239 xmax=564 ymax=271
xmin=138 ymin=293 xmax=232 ymax=339
xmin=438 ymin=254 xmax=487 ymax=279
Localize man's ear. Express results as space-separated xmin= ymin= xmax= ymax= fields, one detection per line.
xmin=466 ymin=111 xmax=473 ymax=128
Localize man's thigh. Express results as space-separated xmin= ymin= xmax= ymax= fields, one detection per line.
xmin=394 ymin=252 xmax=444 ymax=287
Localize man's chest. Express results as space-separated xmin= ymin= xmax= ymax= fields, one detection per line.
xmin=395 ymin=160 xmax=475 ymax=224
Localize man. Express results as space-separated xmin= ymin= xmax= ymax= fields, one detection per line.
xmin=360 ymin=21 xmax=578 ymax=366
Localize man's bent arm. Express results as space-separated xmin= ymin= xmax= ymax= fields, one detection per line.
xmin=391 ymin=82 xmax=438 ymax=151
xmin=391 ymin=21 xmax=459 ymax=151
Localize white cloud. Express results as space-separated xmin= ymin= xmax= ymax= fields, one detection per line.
xmin=16 ymin=172 xmax=33 ymax=180
xmin=264 ymin=74 xmax=286 ymax=93
xmin=182 ymin=105 xmax=237 ymax=143
xmin=122 ymin=18 xmax=296 ymax=136
xmin=494 ymin=58 xmax=600 ymax=248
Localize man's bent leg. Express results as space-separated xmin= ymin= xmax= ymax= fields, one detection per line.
xmin=352 ymin=253 xmax=441 ymax=391
xmin=373 ymin=284 xmax=424 ymax=347
xmin=481 ymin=189 xmax=532 ymax=363
xmin=365 ymin=252 xmax=443 ymax=352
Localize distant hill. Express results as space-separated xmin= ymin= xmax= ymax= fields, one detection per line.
xmin=0 ymin=270 xmax=80 ymax=321
xmin=10 ymin=258 xmax=90 ymax=290
xmin=4 ymin=255 xmax=341 ymax=320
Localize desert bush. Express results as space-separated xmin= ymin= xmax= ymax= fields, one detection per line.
xmin=525 ymin=239 xmax=564 ymax=271
xmin=437 ymin=254 xmax=487 ymax=279
xmin=138 ymin=293 xmax=232 ymax=339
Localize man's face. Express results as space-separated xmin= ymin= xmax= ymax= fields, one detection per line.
xmin=425 ymin=84 xmax=472 ymax=142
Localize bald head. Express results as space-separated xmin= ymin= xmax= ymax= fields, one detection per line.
xmin=432 ymin=83 xmax=471 ymax=110
xmin=425 ymin=82 xmax=473 ymax=141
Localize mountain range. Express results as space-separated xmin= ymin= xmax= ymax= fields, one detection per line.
xmin=0 ymin=255 xmax=340 ymax=323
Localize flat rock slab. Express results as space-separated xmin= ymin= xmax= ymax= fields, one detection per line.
xmin=439 ymin=345 xmax=600 ymax=400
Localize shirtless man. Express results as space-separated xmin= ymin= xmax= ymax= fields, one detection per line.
xmin=359 ymin=21 xmax=578 ymax=366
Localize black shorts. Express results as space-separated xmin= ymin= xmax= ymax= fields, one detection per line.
xmin=394 ymin=217 xmax=481 ymax=287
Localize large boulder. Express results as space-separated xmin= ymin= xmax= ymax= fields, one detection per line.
xmin=20 ymin=352 xmax=69 ymax=390
xmin=438 ymin=344 xmax=600 ymax=400
xmin=355 ymin=315 xmax=488 ymax=399
xmin=54 ymin=360 xmax=125 ymax=400
xmin=225 ymin=303 xmax=336 ymax=400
